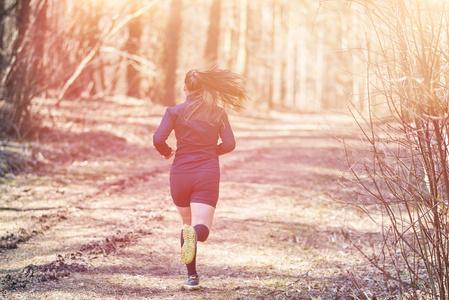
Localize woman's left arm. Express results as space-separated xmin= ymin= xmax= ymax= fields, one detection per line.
xmin=217 ymin=112 xmax=236 ymax=155
xmin=153 ymin=109 xmax=175 ymax=158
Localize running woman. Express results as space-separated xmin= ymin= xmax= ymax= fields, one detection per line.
xmin=153 ymin=67 xmax=249 ymax=290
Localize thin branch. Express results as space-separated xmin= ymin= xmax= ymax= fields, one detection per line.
xmin=56 ymin=1 xmax=158 ymax=105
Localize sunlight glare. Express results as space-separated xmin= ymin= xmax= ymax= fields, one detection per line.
xmin=85 ymin=0 xmax=124 ymax=6
xmin=428 ymin=0 xmax=449 ymax=4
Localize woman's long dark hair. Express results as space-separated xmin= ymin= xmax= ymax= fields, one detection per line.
xmin=183 ymin=67 xmax=249 ymax=124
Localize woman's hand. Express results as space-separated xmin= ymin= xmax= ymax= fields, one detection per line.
xmin=164 ymin=150 xmax=175 ymax=160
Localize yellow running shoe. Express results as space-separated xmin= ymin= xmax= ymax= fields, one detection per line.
xmin=181 ymin=225 xmax=196 ymax=264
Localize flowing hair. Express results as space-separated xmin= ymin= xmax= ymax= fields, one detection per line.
xmin=183 ymin=67 xmax=250 ymax=124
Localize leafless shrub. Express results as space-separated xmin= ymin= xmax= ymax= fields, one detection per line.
xmin=344 ymin=0 xmax=449 ymax=298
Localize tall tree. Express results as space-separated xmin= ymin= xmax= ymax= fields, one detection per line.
xmin=222 ymin=1 xmax=235 ymax=69
xmin=204 ymin=0 xmax=221 ymax=66
xmin=126 ymin=0 xmax=143 ymax=98
xmin=5 ymin=0 xmax=31 ymax=100
xmin=296 ymin=25 xmax=307 ymax=110
xmin=271 ymin=1 xmax=282 ymax=107
xmin=84 ymin=3 xmax=105 ymax=97
xmin=35 ymin=0 xmax=47 ymax=93
xmin=0 ymin=0 xmax=5 ymax=68
xmin=315 ymin=27 xmax=324 ymax=109
xmin=162 ymin=0 xmax=182 ymax=106
xmin=2 ymin=0 xmax=32 ymax=136
xmin=235 ymin=0 xmax=247 ymax=76
xmin=285 ymin=1 xmax=295 ymax=107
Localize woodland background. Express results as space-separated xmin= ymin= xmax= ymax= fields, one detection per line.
xmin=2 ymin=0 xmax=449 ymax=298
xmin=0 ymin=0 xmax=381 ymax=138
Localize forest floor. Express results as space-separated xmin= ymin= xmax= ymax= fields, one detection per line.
xmin=0 ymin=96 xmax=398 ymax=299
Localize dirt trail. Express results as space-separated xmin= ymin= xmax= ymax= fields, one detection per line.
xmin=1 ymin=98 xmax=383 ymax=299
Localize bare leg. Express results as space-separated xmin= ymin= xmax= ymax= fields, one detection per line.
xmin=175 ymin=203 xmax=215 ymax=230
xmin=178 ymin=203 xmax=215 ymax=288
xmin=190 ymin=202 xmax=215 ymax=230
xmin=176 ymin=206 xmax=192 ymax=226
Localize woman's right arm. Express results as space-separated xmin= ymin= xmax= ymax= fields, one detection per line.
xmin=153 ymin=109 xmax=174 ymax=158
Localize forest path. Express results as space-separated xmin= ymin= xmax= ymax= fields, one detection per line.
xmin=0 ymin=97 xmax=379 ymax=299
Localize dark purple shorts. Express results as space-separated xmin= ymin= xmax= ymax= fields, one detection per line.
xmin=170 ymin=172 xmax=220 ymax=208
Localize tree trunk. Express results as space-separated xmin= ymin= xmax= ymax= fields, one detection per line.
xmin=0 ymin=0 xmax=5 ymax=68
xmin=2 ymin=0 xmax=32 ymax=137
xmin=5 ymin=0 xmax=31 ymax=99
xmin=222 ymin=1 xmax=234 ymax=69
xmin=126 ymin=0 xmax=143 ymax=98
xmin=262 ymin=0 xmax=273 ymax=109
xmin=315 ymin=27 xmax=324 ymax=110
xmin=271 ymin=1 xmax=282 ymax=107
xmin=285 ymin=3 xmax=295 ymax=107
xmin=35 ymin=0 xmax=47 ymax=93
xmin=15 ymin=0 xmax=31 ymax=58
xmin=162 ymin=0 xmax=182 ymax=107
xmin=296 ymin=25 xmax=307 ymax=110
xmin=204 ymin=0 xmax=221 ymax=67
xmin=235 ymin=0 xmax=247 ymax=76
xmin=87 ymin=3 xmax=103 ymax=97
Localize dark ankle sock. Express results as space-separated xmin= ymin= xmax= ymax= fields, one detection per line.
xmin=194 ymin=224 xmax=209 ymax=242
xmin=180 ymin=228 xmax=197 ymax=276
xmin=186 ymin=247 xmax=197 ymax=276
xmin=185 ymin=225 xmax=209 ymax=276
